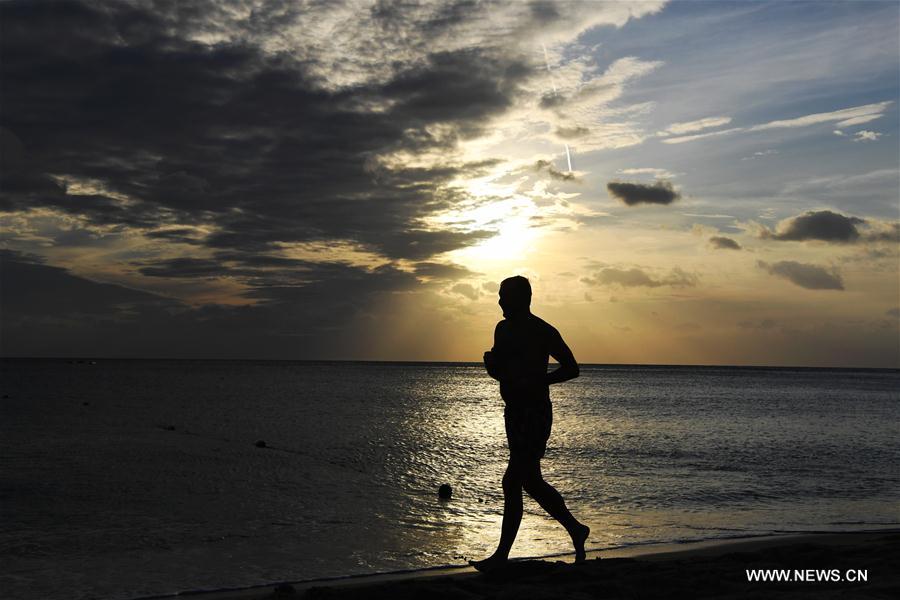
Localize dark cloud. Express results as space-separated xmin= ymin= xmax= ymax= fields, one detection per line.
xmin=708 ymin=236 xmax=742 ymax=250
xmin=529 ymin=0 xmax=563 ymax=22
xmin=137 ymin=257 xmax=234 ymax=279
xmin=144 ymin=228 xmax=205 ymax=245
xmin=0 ymin=0 xmax=537 ymax=263
xmin=555 ymin=125 xmax=590 ymax=139
xmin=0 ymin=250 xmax=421 ymax=357
xmin=539 ymin=92 xmax=566 ymax=110
xmin=0 ymin=249 xmax=177 ymax=320
xmin=760 ymin=210 xmax=864 ymax=242
xmin=606 ymin=180 xmax=680 ymax=206
xmin=239 ymin=262 xmax=418 ymax=310
xmin=757 ymin=260 xmax=844 ymax=290
xmin=380 ymin=49 xmax=528 ymax=126
xmin=132 ymin=253 xmax=422 ymax=299
xmin=535 ymin=159 xmax=577 ymax=182
xmin=413 ymin=261 xmax=478 ymax=280
xmin=886 ymin=308 xmax=900 ymax=318
xmin=581 ymin=266 xmax=697 ymax=288
xmin=4 ymin=1 xmax=637 ymax=358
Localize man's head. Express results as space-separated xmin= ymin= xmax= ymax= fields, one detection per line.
xmin=499 ymin=275 xmax=531 ymax=318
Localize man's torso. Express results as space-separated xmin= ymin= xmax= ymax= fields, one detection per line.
xmin=493 ymin=314 xmax=555 ymax=406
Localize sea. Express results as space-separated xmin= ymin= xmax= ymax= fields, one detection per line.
xmin=1 ymin=359 xmax=898 ymax=600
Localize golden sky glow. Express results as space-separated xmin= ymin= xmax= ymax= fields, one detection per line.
xmin=1 ymin=1 xmax=897 ymax=366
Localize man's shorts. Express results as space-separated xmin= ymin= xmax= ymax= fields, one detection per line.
xmin=504 ymin=399 xmax=552 ymax=461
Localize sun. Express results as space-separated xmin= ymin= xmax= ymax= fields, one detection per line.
xmin=453 ymin=204 xmax=541 ymax=262
xmin=424 ymin=171 xmax=546 ymax=264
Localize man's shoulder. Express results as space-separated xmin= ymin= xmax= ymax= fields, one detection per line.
xmin=528 ymin=314 xmax=560 ymax=337
xmin=528 ymin=313 xmax=557 ymax=330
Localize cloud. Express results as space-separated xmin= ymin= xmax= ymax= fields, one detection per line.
xmin=3 ymin=0 xmax=666 ymax=274
xmin=0 ymin=249 xmax=178 ymax=324
xmin=413 ymin=261 xmax=478 ymax=280
xmin=554 ymin=125 xmax=590 ymax=139
xmin=757 ymin=260 xmax=844 ymax=290
xmin=759 ymin=210 xmax=864 ymax=242
xmin=535 ymin=159 xmax=578 ymax=181
xmin=708 ymin=236 xmax=742 ymax=250
xmin=749 ymin=101 xmax=892 ymax=132
xmin=663 ymin=101 xmax=893 ymax=144
xmin=137 ymin=258 xmax=230 ymax=279
xmin=865 ymin=222 xmax=900 ymax=243
xmin=540 ymin=56 xmax=663 ymax=114
xmin=539 ymin=54 xmax=665 ymax=151
xmin=758 ymin=211 xmax=900 ymax=245
xmin=144 ymin=228 xmax=206 ymax=245
xmin=853 ymin=130 xmax=882 ymax=142
xmin=618 ymin=167 xmax=677 ymax=179
xmin=582 ymin=266 xmax=697 ymax=288
xmin=836 ymin=115 xmax=885 ymax=128
xmin=450 ymin=282 xmax=480 ymax=300
xmin=658 ymin=116 xmax=731 ymax=136
xmin=1 ymin=248 xmax=438 ymax=357
xmin=660 ymin=126 xmax=743 ymax=144
xmin=0 ymin=0 xmax=676 ymax=360
xmin=0 ymin=0 xmax=674 ymax=330
xmin=606 ymin=180 xmax=680 ymax=206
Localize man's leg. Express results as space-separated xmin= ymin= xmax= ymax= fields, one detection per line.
xmin=469 ymin=458 xmax=525 ymax=571
xmin=522 ymin=461 xmax=590 ymax=562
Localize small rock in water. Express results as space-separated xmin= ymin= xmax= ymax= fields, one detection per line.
xmin=255 ymin=440 xmax=267 ymax=448
xmin=438 ymin=483 xmax=452 ymax=499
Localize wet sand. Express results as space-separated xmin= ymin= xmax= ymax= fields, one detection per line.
xmin=150 ymin=531 xmax=900 ymax=599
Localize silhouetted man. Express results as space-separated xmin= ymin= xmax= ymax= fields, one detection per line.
xmin=470 ymin=275 xmax=589 ymax=572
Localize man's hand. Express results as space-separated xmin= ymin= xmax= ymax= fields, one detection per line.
xmin=484 ymin=350 xmax=501 ymax=380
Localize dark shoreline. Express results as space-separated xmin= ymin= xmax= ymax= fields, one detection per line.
xmin=128 ymin=531 xmax=900 ymax=600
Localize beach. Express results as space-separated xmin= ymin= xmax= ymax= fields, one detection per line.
xmin=141 ymin=531 xmax=899 ymax=599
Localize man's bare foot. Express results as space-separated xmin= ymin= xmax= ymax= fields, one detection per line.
xmin=572 ymin=524 xmax=590 ymax=562
xmin=468 ymin=554 xmax=508 ymax=573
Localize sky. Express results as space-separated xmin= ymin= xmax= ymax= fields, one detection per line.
xmin=1 ymin=0 xmax=898 ymax=367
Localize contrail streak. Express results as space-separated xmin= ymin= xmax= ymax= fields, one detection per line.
xmin=542 ymin=43 xmax=572 ymax=173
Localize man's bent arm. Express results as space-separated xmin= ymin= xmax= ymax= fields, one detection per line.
xmin=546 ymin=330 xmax=579 ymax=385
xmin=484 ymin=322 xmax=505 ymax=381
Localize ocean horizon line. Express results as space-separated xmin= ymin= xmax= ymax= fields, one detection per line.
xmin=2 ymin=356 xmax=897 ymax=372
